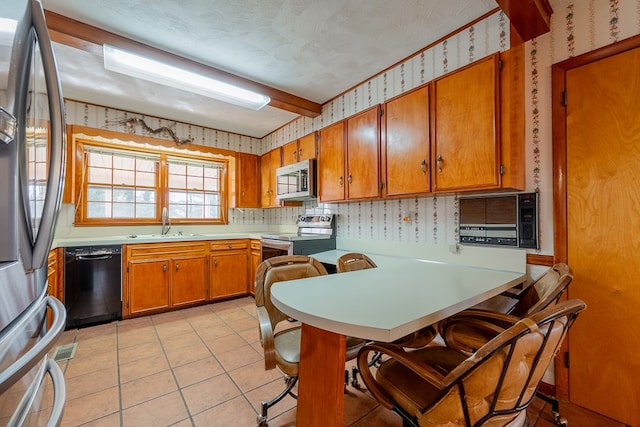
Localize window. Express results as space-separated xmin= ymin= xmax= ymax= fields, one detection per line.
xmin=167 ymin=157 xmax=222 ymax=220
xmin=85 ymin=147 xmax=159 ymax=220
xmin=75 ymin=140 xmax=228 ymax=225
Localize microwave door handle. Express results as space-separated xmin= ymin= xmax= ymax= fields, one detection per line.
xmin=28 ymin=0 xmax=66 ymax=271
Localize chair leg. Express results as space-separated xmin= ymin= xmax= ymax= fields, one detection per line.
xmin=536 ymin=391 xmax=568 ymax=427
xmin=257 ymin=375 xmax=298 ymax=426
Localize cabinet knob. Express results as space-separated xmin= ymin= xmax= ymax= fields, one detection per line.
xmin=163 ymin=263 xmax=167 ymax=272
xmin=437 ymin=155 xmax=443 ymax=173
xmin=347 ymin=174 xmax=352 ymax=184
xmin=228 ymin=244 xmax=232 ymax=248
xmin=214 ymin=259 xmax=218 ymax=267
xmin=421 ymin=159 xmax=427 ymax=175
xmin=175 ymin=263 xmax=179 ymax=270
xmin=339 ymin=176 xmax=343 ymax=187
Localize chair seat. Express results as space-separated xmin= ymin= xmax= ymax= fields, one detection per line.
xmin=274 ymin=327 xmax=302 ymax=376
xmin=346 ymin=336 xmax=367 ymax=360
xmin=376 ymin=346 xmax=467 ymax=415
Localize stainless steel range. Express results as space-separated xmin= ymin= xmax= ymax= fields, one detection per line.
xmin=260 ymin=214 xmax=336 ymax=261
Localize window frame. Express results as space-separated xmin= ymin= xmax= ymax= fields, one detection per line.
xmin=73 ymin=137 xmax=229 ymax=226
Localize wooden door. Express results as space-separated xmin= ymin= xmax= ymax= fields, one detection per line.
xmin=432 ymin=54 xmax=500 ymax=192
xmin=171 ymin=254 xmax=208 ymax=307
xmin=210 ymin=252 xmax=248 ymax=298
xmin=383 ymin=85 xmax=430 ymax=197
xmin=298 ymin=132 xmax=317 ymax=161
xmin=346 ymin=105 xmax=381 ymax=199
xmin=564 ymin=46 xmax=640 ymax=425
xmin=318 ymin=121 xmax=346 ymax=202
xmin=282 ymin=140 xmax=299 ymax=165
xmin=236 ymin=152 xmax=259 ymax=208
xmin=128 ymin=258 xmax=170 ymax=315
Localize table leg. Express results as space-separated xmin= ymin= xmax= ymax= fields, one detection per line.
xmin=297 ymin=323 xmax=346 ymax=426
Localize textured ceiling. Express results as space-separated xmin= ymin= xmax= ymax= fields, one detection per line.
xmin=42 ymin=0 xmax=498 ymax=138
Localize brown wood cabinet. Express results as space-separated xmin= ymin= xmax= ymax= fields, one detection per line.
xmin=346 ymin=105 xmax=381 ymax=200
xmin=260 ymin=148 xmax=281 ymax=207
xmin=249 ymin=240 xmax=261 ymax=295
xmin=210 ymin=240 xmax=248 ymax=299
xmin=124 ymin=242 xmax=208 ymax=317
xmin=318 ymin=121 xmax=346 ymax=202
xmin=431 ymin=54 xmax=500 ymax=192
xmin=382 ymin=85 xmax=431 ymax=197
xmin=46 ymin=248 xmax=63 ymax=302
xmin=282 ymin=132 xmax=317 ymax=165
xmin=236 ymin=152 xmax=260 ymax=208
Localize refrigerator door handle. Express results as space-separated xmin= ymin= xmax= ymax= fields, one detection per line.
xmin=27 ymin=0 xmax=66 ymax=272
xmin=6 ymin=357 xmax=66 ymax=427
xmin=0 ymin=293 xmax=65 ymax=395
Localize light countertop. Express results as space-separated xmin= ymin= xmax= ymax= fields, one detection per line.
xmin=52 ymin=232 xmax=268 ymax=248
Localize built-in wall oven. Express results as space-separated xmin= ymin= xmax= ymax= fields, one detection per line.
xmin=260 ymin=214 xmax=336 ymax=263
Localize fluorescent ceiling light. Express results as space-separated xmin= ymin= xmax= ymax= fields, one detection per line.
xmin=103 ymin=45 xmax=271 ymax=110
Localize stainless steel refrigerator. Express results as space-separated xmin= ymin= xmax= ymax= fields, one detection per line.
xmin=0 ymin=0 xmax=67 ymax=425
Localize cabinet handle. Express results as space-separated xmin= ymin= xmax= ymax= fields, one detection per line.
xmin=437 ymin=155 xmax=443 ymax=173
xmin=421 ymin=159 xmax=427 ymax=175
xmin=339 ymin=176 xmax=343 ymax=187
xmin=298 ymin=148 xmax=302 ymax=158
xmin=163 ymin=263 xmax=167 ymax=272
xmin=347 ymin=174 xmax=352 ymax=184
xmin=228 ymin=244 xmax=232 ymax=248
xmin=175 ymin=263 xmax=179 ymax=271
xmin=241 ymin=190 xmax=245 ymax=196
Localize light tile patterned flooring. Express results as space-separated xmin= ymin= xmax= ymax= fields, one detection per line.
xmin=52 ymin=296 xmax=591 ymax=427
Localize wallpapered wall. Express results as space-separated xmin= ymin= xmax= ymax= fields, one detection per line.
xmin=62 ymin=0 xmax=640 ymax=255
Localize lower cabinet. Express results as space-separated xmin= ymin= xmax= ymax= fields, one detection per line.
xmin=124 ymin=242 xmax=209 ymax=317
xmin=249 ymin=240 xmax=261 ymax=295
xmin=210 ymin=240 xmax=248 ymax=300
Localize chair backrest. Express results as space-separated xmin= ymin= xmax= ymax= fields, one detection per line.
xmin=254 ymin=255 xmax=327 ymax=330
xmin=420 ymin=299 xmax=585 ymax=426
xmin=510 ymin=263 xmax=573 ymax=317
xmin=336 ymin=252 xmax=377 ymax=273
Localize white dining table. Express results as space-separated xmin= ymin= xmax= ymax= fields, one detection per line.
xmin=271 ymin=258 xmax=525 ymax=426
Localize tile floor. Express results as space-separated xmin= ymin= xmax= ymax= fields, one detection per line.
xmin=48 ymin=297 xmax=609 ymax=426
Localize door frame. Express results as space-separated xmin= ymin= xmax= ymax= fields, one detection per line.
xmin=552 ymin=33 xmax=640 ymax=401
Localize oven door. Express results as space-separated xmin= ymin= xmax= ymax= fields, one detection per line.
xmin=260 ymin=238 xmax=293 ymax=261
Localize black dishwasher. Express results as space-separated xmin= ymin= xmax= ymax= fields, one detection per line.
xmin=64 ymin=245 xmax=122 ymax=329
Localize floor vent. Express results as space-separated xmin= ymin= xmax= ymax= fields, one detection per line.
xmin=52 ymin=343 xmax=78 ymax=362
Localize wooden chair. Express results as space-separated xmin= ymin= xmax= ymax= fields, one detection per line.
xmin=357 ymin=299 xmax=586 ymax=427
xmin=254 ymin=255 xmax=365 ymax=425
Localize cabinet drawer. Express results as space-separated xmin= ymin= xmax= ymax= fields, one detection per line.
xmin=126 ymin=242 xmax=208 ymax=258
xmin=250 ymin=240 xmax=261 ymax=251
xmin=210 ymin=240 xmax=248 ymax=251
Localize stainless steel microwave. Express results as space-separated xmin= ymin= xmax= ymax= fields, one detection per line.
xmin=276 ymin=159 xmax=316 ymax=201
xmin=459 ymin=192 xmax=538 ymax=249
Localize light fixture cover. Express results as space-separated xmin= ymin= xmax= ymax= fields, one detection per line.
xmin=103 ymin=45 xmax=271 ymax=110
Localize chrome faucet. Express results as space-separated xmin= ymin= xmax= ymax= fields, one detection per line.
xmin=161 ymin=207 xmax=172 ymax=235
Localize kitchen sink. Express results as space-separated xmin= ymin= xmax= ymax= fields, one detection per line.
xmin=127 ymin=233 xmax=202 ymax=239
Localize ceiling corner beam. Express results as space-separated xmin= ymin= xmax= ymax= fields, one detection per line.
xmin=496 ymin=0 xmax=553 ymax=43
xmin=43 ymin=10 xmax=322 ymax=118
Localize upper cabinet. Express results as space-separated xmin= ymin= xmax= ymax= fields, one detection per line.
xmin=346 ymin=105 xmax=381 ymax=200
xmin=260 ymin=148 xmax=281 ymax=208
xmin=282 ymin=131 xmax=317 ymax=166
xmin=382 ymin=85 xmax=431 ymax=198
xmin=318 ymin=121 xmax=346 ymax=202
xmin=318 ymin=106 xmax=381 ymax=202
xmin=431 ymin=54 xmax=501 ymax=193
xmin=236 ymin=152 xmax=260 ymax=208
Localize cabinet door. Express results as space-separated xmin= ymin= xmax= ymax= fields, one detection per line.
xmin=210 ymin=252 xmax=248 ymax=299
xmin=282 ymin=140 xmax=299 ymax=166
xmin=236 ymin=152 xmax=259 ymax=208
xmin=318 ymin=121 xmax=346 ymax=202
xmin=346 ymin=105 xmax=381 ymax=200
xmin=383 ymin=85 xmax=431 ymax=197
xmin=432 ymin=54 xmax=500 ymax=192
xmin=249 ymin=240 xmax=261 ymax=295
xmin=171 ymin=254 xmax=208 ymax=307
xmin=260 ymin=150 xmax=273 ymax=207
xmin=298 ymin=132 xmax=317 ymax=161
xmin=128 ymin=258 xmax=170 ymax=315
